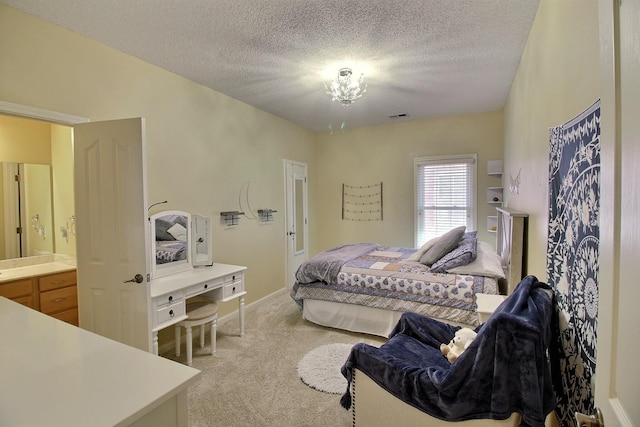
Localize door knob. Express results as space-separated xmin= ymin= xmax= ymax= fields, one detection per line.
xmin=575 ymin=408 xmax=604 ymax=427
xmin=123 ymin=274 xmax=145 ymax=284
xmin=288 ymin=231 xmax=296 ymax=236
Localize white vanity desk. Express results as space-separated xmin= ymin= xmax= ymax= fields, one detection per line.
xmin=150 ymin=263 xmax=247 ymax=355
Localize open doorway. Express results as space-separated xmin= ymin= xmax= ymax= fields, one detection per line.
xmin=0 ymin=102 xmax=87 ymax=263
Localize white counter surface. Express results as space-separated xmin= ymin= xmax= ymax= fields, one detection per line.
xmin=0 ymin=297 xmax=200 ymax=427
xmin=0 ymin=261 xmax=76 ymax=283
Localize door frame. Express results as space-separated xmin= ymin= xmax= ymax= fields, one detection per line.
xmin=596 ymin=0 xmax=637 ymax=425
xmin=0 ymin=101 xmax=89 ymax=125
xmin=0 ymin=103 xmax=87 ymax=257
xmin=283 ymin=159 xmax=308 ymax=290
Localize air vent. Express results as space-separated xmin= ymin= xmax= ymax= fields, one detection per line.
xmin=388 ymin=113 xmax=409 ymax=119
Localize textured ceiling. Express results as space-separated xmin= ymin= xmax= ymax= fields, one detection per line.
xmin=1 ymin=0 xmax=540 ymax=132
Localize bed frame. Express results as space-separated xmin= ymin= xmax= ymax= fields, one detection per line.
xmin=302 ymin=298 xmax=475 ymax=338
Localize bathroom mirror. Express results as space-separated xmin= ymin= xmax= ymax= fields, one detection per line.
xmin=1 ymin=162 xmax=54 ymax=260
xmin=150 ymin=210 xmax=192 ymax=278
xmin=192 ymin=214 xmax=212 ymax=267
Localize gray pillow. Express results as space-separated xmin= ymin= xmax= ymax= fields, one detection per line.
xmin=430 ymin=236 xmax=478 ymax=273
xmin=419 ymin=226 xmax=466 ymax=266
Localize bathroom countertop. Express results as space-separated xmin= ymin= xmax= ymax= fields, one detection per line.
xmin=0 ymin=262 xmax=76 ymax=283
xmin=0 ymin=297 xmax=200 ymax=427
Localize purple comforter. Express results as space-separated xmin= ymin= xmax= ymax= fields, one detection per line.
xmin=294 ymin=243 xmax=379 ymax=285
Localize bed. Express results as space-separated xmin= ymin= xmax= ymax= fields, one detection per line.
xmin=291 ymin=227 xmax=511 ymax=337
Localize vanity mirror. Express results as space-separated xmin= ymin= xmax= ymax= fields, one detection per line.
xmin=192 ymin=214 xmax=213 ymax=267
xmin=150 ymin=210 xmax=192 ymax=278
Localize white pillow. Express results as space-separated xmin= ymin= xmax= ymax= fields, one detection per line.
xmin=167 ymin=223 xmax=187 ymax=241
xmin=447 ymin=241 xmax=505 ymax=278
xmin=407 ymin=236 xmax=441 ymax=262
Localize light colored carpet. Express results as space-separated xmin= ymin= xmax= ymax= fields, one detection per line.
xmin=297 ymin=343 xmax=354 ymax=394
xmin=162 ymin=290 xmax=385 ymax=426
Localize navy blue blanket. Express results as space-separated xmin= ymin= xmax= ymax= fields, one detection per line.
xmin=341 ymin=275 xmax=557 ymax=427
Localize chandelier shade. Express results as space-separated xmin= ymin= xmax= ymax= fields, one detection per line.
xmin=324 ymin=68 xmax=367 ymax=105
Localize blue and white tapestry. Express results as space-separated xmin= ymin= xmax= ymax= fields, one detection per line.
xmin=547 ymin=100 xmax=600 ymax=427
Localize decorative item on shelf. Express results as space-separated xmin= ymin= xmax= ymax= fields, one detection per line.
xmin=487 ymin=187 xmax=503 ymax=204
xmin=257 ymin=209 xmax=277 ymax=223
xmin=325 ymin=68 xmax=367 ymax=106
xmin=487 ymin=215 xmax=498 ymax=233
xmin=342 ymin=182 xmax=383 ymax=221
xmin=220 ymin=211 xmax=244 ymax=226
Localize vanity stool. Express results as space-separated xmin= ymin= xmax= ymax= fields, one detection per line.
xmin=175 ymin=301 xmax=218 ymax=366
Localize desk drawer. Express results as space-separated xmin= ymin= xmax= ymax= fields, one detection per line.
xmin=225 ymin=272 xmax=243 ymax=284
xmin=186 ymin=278 xmax=223 ymax=297
xmin=156 ymin=302 xmax=185 ymax=325
xmin=222 ymin=279 xmax=244 ymax=299
xmin=40 ymin=286 xmax=77 ymax=315
xmin=39 ymin=271 xmax=77 ymax=292
xmin=156 ymin=291 xmax=185 ymax=307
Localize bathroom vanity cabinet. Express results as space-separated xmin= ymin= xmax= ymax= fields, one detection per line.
xmin=0 ymin=265 xmax=78 ymax=325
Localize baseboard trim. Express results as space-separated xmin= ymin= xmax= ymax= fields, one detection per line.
xmin=158 ymin=287 xmax=288 ymax=355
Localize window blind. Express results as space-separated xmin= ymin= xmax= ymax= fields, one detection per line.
xmin=415 ymin=156 xmax=476 ymax=247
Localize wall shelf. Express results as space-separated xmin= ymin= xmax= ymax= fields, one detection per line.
xmin=486 ymin=160 xmax=503 ymax=231
xmin=220 ymin=211 xmax=244 ymax=226
xmin=257 ymin=209 xmax=277 ymax=223
xmin=487 ymin=215 xmax=498 ymax=233
xmin=487 ymin=187 xmax=503 ymax=204
xmin=487 ymin=160 xmax=503 ymax=176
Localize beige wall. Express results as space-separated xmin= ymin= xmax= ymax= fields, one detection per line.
xmin=0 ymin=5 xmax=318 ymax=317
xmin=503 ymin=0 xmax=600 ymax=279
xmin=315 ymin=111 xmax=504 ymax=252
xmin=0 ymin=115 xmax=51 ymax=163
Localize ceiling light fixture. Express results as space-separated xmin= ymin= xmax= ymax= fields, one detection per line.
xmin=324 ymin=68 xmax=367 ymax=106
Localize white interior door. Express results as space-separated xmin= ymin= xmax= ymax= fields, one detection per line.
xmin=74 ymin=118 xmax=152 ymax=352
xmin=595 ymin=0 xmax=639 ymax=425
xmin=284 ymin=160 xmax=308 ymax=289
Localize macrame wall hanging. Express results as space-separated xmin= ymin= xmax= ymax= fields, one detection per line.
xmin=342 ymin=182 xmax=383 ymax=221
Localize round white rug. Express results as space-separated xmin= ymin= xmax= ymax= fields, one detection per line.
xmin=297 ymin=343 xmax=353 ymax=394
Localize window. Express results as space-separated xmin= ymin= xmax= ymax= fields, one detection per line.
xmin=414 ymin=155 xmax=476 ymax=247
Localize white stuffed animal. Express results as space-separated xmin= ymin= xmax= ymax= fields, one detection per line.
xmin=440 ymin=327 xmax=478 ymax=363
